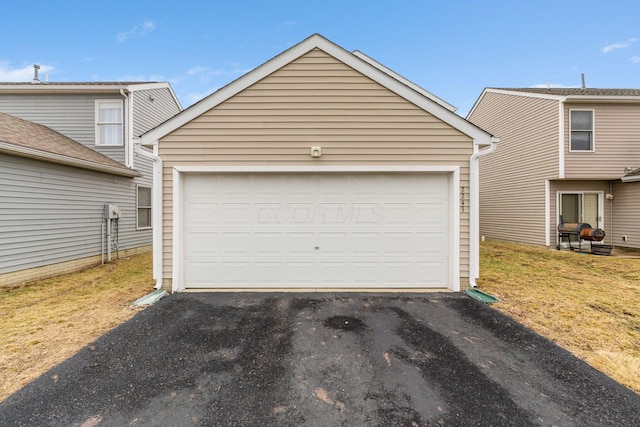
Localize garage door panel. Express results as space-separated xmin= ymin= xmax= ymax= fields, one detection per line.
xmin=415 ymin=204 xmax=448 ymax=224
xmin=183 ymin=173 xmax=450 ymax=288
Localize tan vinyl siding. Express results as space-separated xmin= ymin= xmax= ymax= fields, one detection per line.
xmin=564 ymin=102 xmax=640 ymax=178
xmin=469 ymin=91 xmax=559 ymax=246
xmin=611 ymin=181 xmax=640 ymax=249
xmin=158 ymin=48 xmax=474 ymax=283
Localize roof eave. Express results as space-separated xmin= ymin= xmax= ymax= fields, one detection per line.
xmin=0 ymin=82 xmax=169 ymax=95
xmin=0 ymin=141 xmax=140 ymax=177
xmin=565 ymin=95 xmax=640 ymax=103
xmin=621 ymin=175 xmax=640 ymax=183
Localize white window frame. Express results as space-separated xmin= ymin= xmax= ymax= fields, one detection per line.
xmin=569 ymin=109 xmax=595 ymax=152
xmin=137 ymin=185 xmax=152 ymax=230
xmin=557 ymin=191 xmax=604 ymax=227
xmin=95 ymin=100 xmax=124 ymax=146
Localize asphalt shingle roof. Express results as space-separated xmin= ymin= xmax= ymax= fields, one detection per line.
xmin=494 ymin=88 xmax=640 ymax=97
xmin=0 ymin=82 xmax=158 ymax=86
xmin=0 ymin=112 xmax=135 ymax=175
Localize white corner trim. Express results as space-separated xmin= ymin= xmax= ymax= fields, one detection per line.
xmin=127 ymin=91 xmax=134 ymax=168
xmin=172 ymin=167 xmax=184 ymax=293
xmin=450 ymin=168 xmax=461 ymax=292
xmin=545 ymin=180 xmax=550 ymax=247
xmin=558 ymin=101 xmax=565 ymax=179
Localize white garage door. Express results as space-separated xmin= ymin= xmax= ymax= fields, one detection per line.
xmin=183 ymin=173 xmax=450 ymax=289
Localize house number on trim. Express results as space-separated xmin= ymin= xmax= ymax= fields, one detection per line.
xmin=460 ymin=186 xmax=465 ymax=213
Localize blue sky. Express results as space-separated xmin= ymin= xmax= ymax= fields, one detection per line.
xmin=1 ymin=0 xmax=638 ymax=116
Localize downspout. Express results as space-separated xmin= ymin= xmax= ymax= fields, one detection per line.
xmin=120 ymin=89 xmax=134 ymax=168
xmin=468 ymin=136 xmax=499 ymax=288
xmin=134 ymin=139 xmax=163 ymax=290
xmin=609 ymin=180 xmax=614 ymax=246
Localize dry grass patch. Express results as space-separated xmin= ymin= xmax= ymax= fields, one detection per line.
xmin=477 ymin=240 xmax=640 ymax=394
xmin=0 ymin=253 xmax=154 ymax=401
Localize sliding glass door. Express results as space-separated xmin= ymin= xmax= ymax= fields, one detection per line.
xmin=559 ymin=192 xmax=601 ymax=227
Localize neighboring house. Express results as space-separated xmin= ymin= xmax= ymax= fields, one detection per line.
xmin=140 ymin=34 xmax=497 ymax=293
xmin=0 ymin=81 xmax=181 ymax=286
xmin=467 ymin=88 xmax=640 ymax=250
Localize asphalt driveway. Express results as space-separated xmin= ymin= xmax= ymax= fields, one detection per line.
xmin=1 ymin=293 xmax=639 ymax=426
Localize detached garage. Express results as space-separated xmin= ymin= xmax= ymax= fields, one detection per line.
xmin=140 ymin=34 xmax=496 ymax=293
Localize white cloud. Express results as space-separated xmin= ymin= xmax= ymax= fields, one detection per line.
xmin=631 ymin=56 xmax=640 ymax=63
xmin=186 ymin=66 xmax=224 ymax=80
xmin=0 ymin=62 xmax=54 ymax=82
xmin=602 ymin=38 xmax=638 ymax=53
xmin=182 ymin=88 xmax=218 ymax=106
xmin=116 ymin=20 xmax=155 ymax=42
xmin=187 ymin=66 xmax=209 ymax=75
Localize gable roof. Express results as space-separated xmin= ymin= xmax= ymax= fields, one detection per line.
xmin=468 ymin=87 xmax=640 ymax=118
xmin=141 ymin=34 xmax=493 ymax=145
xmin=0 ymin=112 xmax=140 ymax=177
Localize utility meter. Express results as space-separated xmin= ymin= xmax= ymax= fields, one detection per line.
xmin=104 ymin=203 xmax=121 ymax=219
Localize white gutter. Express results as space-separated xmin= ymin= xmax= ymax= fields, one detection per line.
xmin=120 ymin=89 xmax=134 ymax=168
xmin=621 ymin=174 xmax=640 ymax=182
xmin=468 ymin=136 xmax=500 ymax=288
xmin=0 ymin=141 xmax=140 ymax=177
xmin=134 ymin=139 xmax=163 ymax=290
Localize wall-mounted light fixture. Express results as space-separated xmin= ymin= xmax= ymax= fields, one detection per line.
xmin=605 ymin=193 xmax=614 ymax=200
xmin=310 ymin=146 xmax=322 ymax=158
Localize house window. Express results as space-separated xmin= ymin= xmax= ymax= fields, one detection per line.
xmin=570 ymin=110 xmax=594 ymax=151
xmin=96 ymin=100 xmax=123 ymax=145
xmin=137 ymin=186 xmax=152 ymax=229
xmin=560 ymin=192 xmax=601 ymax=227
